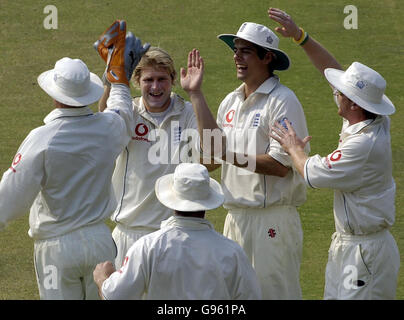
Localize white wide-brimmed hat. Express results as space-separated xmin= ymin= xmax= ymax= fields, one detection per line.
xmin=218 ymin=22 xmax=290 ymax=71
xmin=155 ymin=163 xmax=224 ymax=212
xmin=324 ymin=62 xmax=395 ymax=115
xmin=37 ymin=57 xmax=104 ymax=107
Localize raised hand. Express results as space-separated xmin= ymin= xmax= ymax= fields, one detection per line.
xmin=180 ymin=49 xmax=204 ymax=94
xmin=268 ymin=7 xmax=302 ymax=41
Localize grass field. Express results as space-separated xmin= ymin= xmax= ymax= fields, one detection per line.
xmin=0 ymin=0 xmax=403 ymax=300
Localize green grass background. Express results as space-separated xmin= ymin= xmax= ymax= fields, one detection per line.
xmin=0 ymin=0 xmax=403 ymax=299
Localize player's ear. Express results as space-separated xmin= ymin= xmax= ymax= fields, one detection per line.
xmin=264 ymin=51 xmax=274 ymax=64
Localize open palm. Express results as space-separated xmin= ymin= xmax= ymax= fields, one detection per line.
xmin=180 ymin=49 xmax=204 ymax=93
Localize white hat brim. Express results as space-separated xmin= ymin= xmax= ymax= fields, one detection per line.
xmin=37 ymin=69 xmax=104 ymax=107
xmin=217 ymin=33 xmax=290 ymax=71
xmin=155 ymin=174 xmax=225 ymax=212
xmin=324 ymin=68 xmax=395 ymax=116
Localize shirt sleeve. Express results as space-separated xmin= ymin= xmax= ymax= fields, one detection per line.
xmin=105 ymin=84 xmax=134 ymax=145
xmin=102 ymin=238 xmax=148 ymax=300
xmin=268 ymin=90 xmax=310 ymax=168
xmin=304 ymin=135 xmax=370 ymax=191
xmin=0 ymin=131 xmax=44 ymax=231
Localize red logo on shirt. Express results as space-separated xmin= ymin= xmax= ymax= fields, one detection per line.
xmin=135 ymin=123 xmax=148 ymax=136
xmin=133 ymin=123 xmax=150 ymax=142
xmin=225 ymin=110 xmax=235 ymax=123
xmin=268 ymin=228 xmax=276 ymax=238
xmin=9 ymin=153 xmax=22 ymax=172
xmin=330 ymin=150 xmax=342 ymax=162
xmin=118 ymin=256 xmax=129 ymax=274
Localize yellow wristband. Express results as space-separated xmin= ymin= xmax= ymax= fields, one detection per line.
xmin=293 ymin=27 xmax=305 ymax=44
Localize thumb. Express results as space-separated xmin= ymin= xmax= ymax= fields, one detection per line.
xmin=180 ymin=67 xmax=187 ymax=78
xmin=302 ymin=136 xmax=312 ymax=145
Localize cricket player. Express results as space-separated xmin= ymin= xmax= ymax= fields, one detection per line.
xmin=97 ymin=46 xmax=201 ymax=269
xmin=180 ymin=23 xmax=310 ymax=299
xmin=93 ymin=163 xmax=262 ymax=300
xmin=268 ymin=7 xmax=400 ymax=299
xmin=0 ymin=21 xmax=149 ymax=299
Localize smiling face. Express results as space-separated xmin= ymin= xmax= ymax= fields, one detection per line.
xmin=139 ymin=66 xmax=173 ymax=112
xmin=233 ymin=39 xmax=272 ymax=91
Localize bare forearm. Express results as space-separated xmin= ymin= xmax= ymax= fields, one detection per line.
xmin=188 ymin=91 xmax=226 ymax=158
xmin=98 ymin=85 xmax=111 ymax=112
xmin=288 ymin=148 xmax=308 ymax=178
xmin=223 ymin=152 xmax=289 ymax=177
xmin=300 ymin=36 xmax=342 ymax=74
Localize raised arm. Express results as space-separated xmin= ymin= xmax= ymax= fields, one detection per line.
xmin=180 ymin=49 xmax=225 ymax=162
xmin=268 ymin=7 xmax=342 ymax=74
xmin=98 ymin=84 xmax=110 ymax=112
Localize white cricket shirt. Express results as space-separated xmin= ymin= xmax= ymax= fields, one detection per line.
xmin=217 ymin=76 xmax=310 ymax=209
xmin=110 ymin=93 xmax=199 ymax=229
xmin=304 ymin=116 xmax=395 ymax=235
xmin=102 ymin=215 xmax=262 ymax=300
xmin=0 ymin=84 xmax=133 ymax=239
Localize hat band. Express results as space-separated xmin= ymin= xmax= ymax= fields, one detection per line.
xmin=341 ymin=75 xmax=384 ymax=104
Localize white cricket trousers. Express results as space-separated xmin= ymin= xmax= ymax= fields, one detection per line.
xmin=34 ymin=222 xmax=116 ymax=300
xmin=224 ymin=206 xmax=303 ymax=300
xmin=112 ymin=224 xmax=156 ymax=269
xmin=324 ymin=228 xmax=400 ymax=300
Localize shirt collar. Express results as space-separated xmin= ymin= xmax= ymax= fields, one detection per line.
xmin=235 ymin=75 xmax=280 ymax=98
xmin=43 ymin=107 xmax=94 ymax=124
xmin=340 ymin=116 xmax=379 ymax=139
xmin=160 ymin=215 xmax=214 ymax=230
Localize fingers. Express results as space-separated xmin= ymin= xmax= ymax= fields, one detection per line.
xmin=268 ymin=8 xmax=289 ymax=24
xmin=284 ymin=118 xmax=295 ymax=134
xmin=271 ymin=121 xmax=287 ymax=138
xmin=187 ymin=49 xmax=203 ymax=69
xmin=302 ymin=136 xmax=312 ymax=145
xmin=268 ymin=7 xmax=299 ymax=39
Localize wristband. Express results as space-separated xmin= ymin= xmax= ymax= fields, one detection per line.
xmin=293 ymin=27 xmax=305 ymax=44
xmin=300 ymin=33 xmax=309 ymax=46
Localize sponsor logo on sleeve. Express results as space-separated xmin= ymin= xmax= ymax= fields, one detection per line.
xmin=9 ymin=153 xmax=22 ymax=172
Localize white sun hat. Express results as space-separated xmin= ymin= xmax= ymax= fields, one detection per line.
xmin=324 ymin=62 xmax=395 ymax=115
xmin=37 ymin=57 xmax=104 ymax=107
xmin=218 ymin=22 xmax=290 ymax=71
xmin=155 ymin=163 xmax=224 ymax=212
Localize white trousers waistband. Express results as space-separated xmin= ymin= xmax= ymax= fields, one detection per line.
xmin=332 ymin=228 xmax=389 ymax=242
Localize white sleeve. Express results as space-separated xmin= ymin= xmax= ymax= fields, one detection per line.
xmin=268 ymin=92 xmax=310 ymax=167
xmin=304 ymin=136 xmax=369 ymax=191
xmin=101 ymin=238 xmax=148 ymax=300
xmin=0 ymin=132 xmax=44 ymax=231
xmin=105 ymin=84 xmax=134 ymax=142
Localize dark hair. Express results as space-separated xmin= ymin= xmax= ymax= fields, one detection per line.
xmin=363 ymin=109 xmax=377 ymax=120
xmin=174 ymin=210 xmax=205 ymax=217
xmin=254 ymin=44 xmax=275 ymax=75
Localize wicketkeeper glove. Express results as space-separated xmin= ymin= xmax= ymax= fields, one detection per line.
xmin=124 ymin=31 xmax=150 ymax=82
xmin=94 ymin=20 xmax=123 ymax=63
xmin=94 ymin=20 xmax=150 ymax=86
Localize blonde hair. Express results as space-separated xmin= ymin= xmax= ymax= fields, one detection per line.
xmin=132 ymin=47 xmax=176 ymax=86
